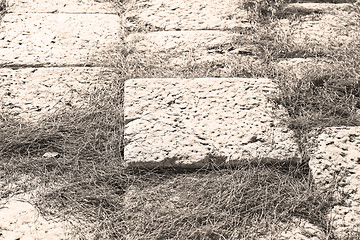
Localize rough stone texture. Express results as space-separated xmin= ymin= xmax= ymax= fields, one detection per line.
xmin=0 ymin=67 xmax=116 ymax=121
xmin=310 ymin=127 xmax=360 ymax=238
xmin=279 ymin=3 xmax=359 ymax=45
xmin=0 ymin=13 xmax=121 ymax=67
xmin=126 ymin=30 xmax=256 ymax=65
xmin=259 ymin=218 xmax=326 ymax=240
xmin=277 ymin=219 xmax=325 ymax=240
xmin=6 ymin=0 xmax=116 ymax=13
xmin=0 ymin=196 xmax=76 ymax=240
xmin=124 ymin=0 xmax=249 ymax=31
xmin=284 ymin=3 xmax=355 ymax=13
xmin=125 ymin=78 xmax=300 ymax=169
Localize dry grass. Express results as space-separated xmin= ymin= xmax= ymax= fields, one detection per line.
xmin=0 ymin=0 xmax=360 ymax=239
xmin=121 ymin=164 xmax=337 ymax=240
xmin=0 ymin=0 xmax=6 ymax=20
xmin=252 ymin=32 xmax=360 ymax=131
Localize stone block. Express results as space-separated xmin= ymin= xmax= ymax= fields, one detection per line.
xmin=124 ymin=78 xmax=300 ymax=169
xmin=309 ymin=127 xmax=360 ymax=238
xmin=0 ymin=67 xmax=117 ymax=121
xmin=6 ymin=0 xmax=116 ymax=13
xmin=0 ymin=13 xmax=121 ymax=67
xmin=124 ymin=0 xmax=248 ymax=31
xmin=310 ymin=127 xmax=360 ymax=192
xmin=278 ymin=4 xmax=358 ymax=46
xmin=0 ymin=196 xmax=75 ymax=240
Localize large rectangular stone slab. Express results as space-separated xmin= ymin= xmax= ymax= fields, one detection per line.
xmin=6 ymin=0 xmax=116 ymax=13
xmin=124 ymin=78 xmax=300 ymax=169
xmin=0 ymin=67 xmax=117 ymax=121
xmin=0 ymin=13 xmax=121 ymax=67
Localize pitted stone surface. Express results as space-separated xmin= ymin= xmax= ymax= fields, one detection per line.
xmin=0 ymin=13 xmax=121 ymax=67
xmin=0 ymin=67 xmax=116 ymax=121
xmin=310 ymin=127 xmax=360 ymax=238
xmin=0 ymin=196 xmax=76 ymax=240
xmin=7 ymin=0 xmax=116 ymax=13
xmin=124 ymin=0 xmax=248 ymax=31
xmin=125 ymin=78 xmax=300 ymax=168
xmin=126 ymin=30 xmax=255 ymax=65
xmin=277 ymin=219 xmax=325 ymax=240
xmin=284 ymin=3 xmax=354 ymax=13
xmin=259 ymin=217 xmax=326 ymax=240
xmin=279 ymin=3 xmax=359 ymax=45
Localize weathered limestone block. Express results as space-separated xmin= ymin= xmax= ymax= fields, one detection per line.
xmin=125 ymin=78 xmax=300 ymax=169
xmin=124 ymin=0 xmax=248 ymax=31
xmin=126 ymin=30 xmax=256 ymax=65
xmin=278 ymin=4 xmax=359 ymax=45
xmin=6 ymin=0 xmax=116 ymax=13
xmin=0 ymin=196 xmax=76 ymax=240
xmin=259 ymin=217 xmax=326 ymax=240
xmin=0 ymin=13 xmax=121 ymax=66
xmin=309 ymin=127 xmax=360 ymax=238
xmin=0 ymin=67 xmax=117 ymax=121
xmin=284 ymin=3 xmax=354 ymax=13
xmin=329 ymin=205 xmax=360 ymax=239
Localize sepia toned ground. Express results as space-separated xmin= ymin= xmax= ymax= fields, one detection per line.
xmin=0 ymin=0 xmax=359 ymax=239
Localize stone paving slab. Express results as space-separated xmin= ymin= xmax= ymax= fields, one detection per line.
xmin=126 ymin=30 xmax=256 ymax=65
xmin=124 ymin=0 xmax=248 ymax=31
xmin=258 ymin=217 xmax=325 ymax=240
xmin=0 ymin=67 xmax=116 ymax=121
xmin=0 ymin=196 xmax=76 ymax=240
xmin=0 ymin=13 xmax=121 ymax=67
xmin=309 ymin=127 xmax=360 ymax=238
xmin=279 ymin=3 xmax=359 ymax=45
xmin=125 ymin=78 xmax=300 ymax=169
xmin=284 ymin=3 xmax=354 ymax=13
xmin=6 ymin=0 xmax=116 ymax=13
